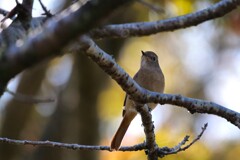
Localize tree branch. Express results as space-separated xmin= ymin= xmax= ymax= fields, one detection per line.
xmin=0 ymin=8 xmax=9 ymax=17
xmin=159 ymin=123 xmax=208 ymax=156
xmin=22 ymin=0 xmax=34 ymax=17
xmin=38 ymin=0 xmax=53 ymax=17
xmin=5 ymin=88 xmax=54 ymax=103
xmin=0 ymin=0 xmax=33 ymax=22
xmin=0 ymin=123 xmax=207 ymax=155
xmin=90 ymin=0 xmax=240 ymax=39
xmin=1 ymin=0 xmax=239 ymax=96
xmin=136 ymin=104 xmax=158 ymax=160
xmin=77 ymin=36 xmax=240 ymax=129
xmin=0 ymin=0 xmax=133 ymax=95
xmin=0 ymin=137 xmax=111 ymax=151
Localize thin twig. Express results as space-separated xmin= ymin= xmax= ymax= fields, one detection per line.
xmin=38 ymin=0 xmax=53 ymax=17
xmin=0 ymin=124 xmax=207 ymax=155
xmin=5 ymin=88 xmax=55 ymax=103
xmin=0 ymin=137 xmax=146 ymax=152
xmin=0 ymin=5 xmax=19 ymax=23
xmin=15 ymin=0 xmax=20 ymax=5
xmin=0 ymin=137 xmax=111 ymax=151
xmin=0 ymin=8 xmax=9 ymax=17
xmin=137 ymin=0 xmax=164 ymax=13
xmin=171 ymin=135 xmax=190 ymax=151
xmin=159 ymin=123 xmax=208 ymax=156
xmin=180 ymin=123 xmax=208 ymax=151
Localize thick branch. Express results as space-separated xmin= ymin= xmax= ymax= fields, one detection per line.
xmin=22 ymin=0 xmax=34 ymax=16
xmin=0 ymin=0 xmax=133 ymax=94
xmin=90 ymin=0 xmax=240 ymax=39
xmin=77 ymin=36 xmax=240 ymax=129
xmin=136 ymin=104 xmax=158 ymax=160
xmin=147 ymin=93 xmax=240 ymax=129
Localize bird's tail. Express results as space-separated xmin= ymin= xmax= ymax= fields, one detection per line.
xmin=110 ymin=112 xmax=136 ymax=150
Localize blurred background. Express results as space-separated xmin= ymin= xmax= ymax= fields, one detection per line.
xmin=0 ymin=0 xmax=240 ymax=160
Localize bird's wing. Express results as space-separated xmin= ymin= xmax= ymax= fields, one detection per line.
xmin=122 ymin=71 xmax=140 ymax=117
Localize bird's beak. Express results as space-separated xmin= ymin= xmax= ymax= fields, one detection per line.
xmin=141 ymin=50 xmax=146 ymax=56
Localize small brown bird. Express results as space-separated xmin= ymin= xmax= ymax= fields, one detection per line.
xmin=110 ymin=51 xmax=165 ymax=150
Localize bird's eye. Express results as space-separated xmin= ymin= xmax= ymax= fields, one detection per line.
xmin=151 ymin=57 xmax=156 ymax=61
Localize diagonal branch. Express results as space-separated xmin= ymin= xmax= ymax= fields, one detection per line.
xmin=5 ymin=88 xmax=54 ymax=103
xmin=77 ymin=36 xmax=240 ymax=129
xmin=0 ymin=8 xmax=9 ymax=17
xmin=159 ymin=123 xmax=208 ymax=156
xmin=90 ymin=0 xmax=240 ymax=39
xmin=177 ymin=123 xmax=208 ymax=151
xmin=0 ymin=0 xmax=133 ymax=95
xmin=22 ymin=0 xmax=34 ymax=16
xmin=38 ymin=0 xmax=53 ymax=17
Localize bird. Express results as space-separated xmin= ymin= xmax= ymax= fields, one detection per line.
xmin=110 ymin=50 xmax=165 ymax=150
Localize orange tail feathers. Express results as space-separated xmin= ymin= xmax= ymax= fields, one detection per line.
xmin=110 ymin=112 xmax=136 ymax=150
